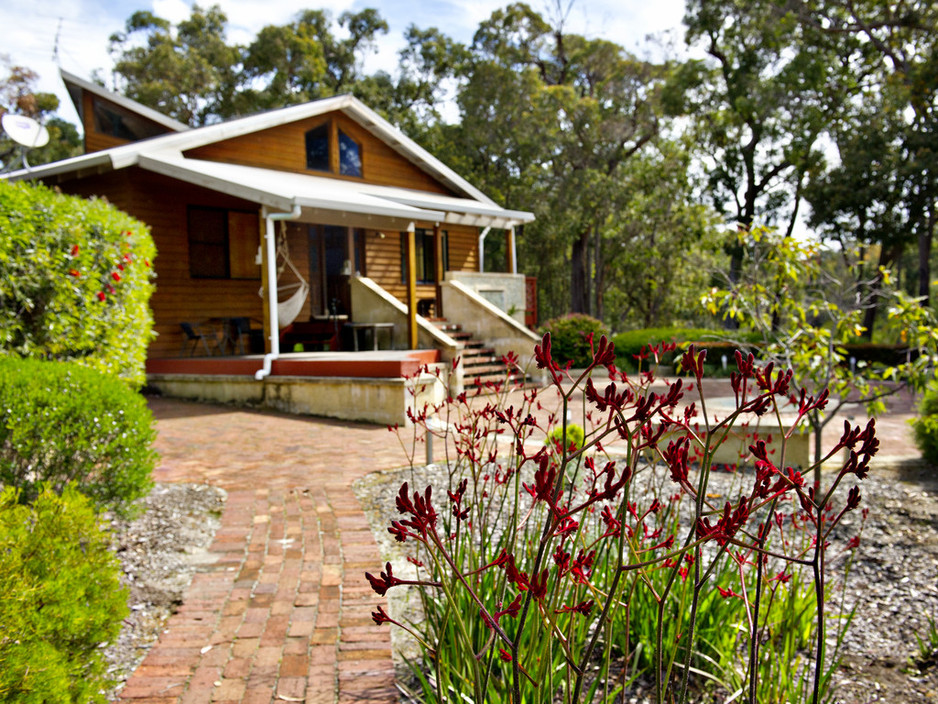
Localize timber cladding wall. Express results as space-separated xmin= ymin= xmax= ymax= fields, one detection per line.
xmin=363 ymin=224 xmax=479 ymax=302
xmin=53 ymin=168 xmax=266 ymax=359
xmin=184 ymin=112 xmax=454 ymax=195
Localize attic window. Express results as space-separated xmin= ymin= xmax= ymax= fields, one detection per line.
xmin=305 ymin=124 xmax=330 ymax=172
xmin=304 ymin=122 xmax=364 ymax=178
xmin=338 ymin=129 xmax=362 ymax=177
xmin=92 ymin=97 xmax=165 ymax=141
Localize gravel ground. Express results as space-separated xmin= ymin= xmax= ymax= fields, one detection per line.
xmin=354 ymin=459 xmax=938 ymax=703
xmin=104 ymin=483 xmax=226 ymax=699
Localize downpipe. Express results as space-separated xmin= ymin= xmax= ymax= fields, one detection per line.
xmin=255 ymin=204 xmax=302 ymax=380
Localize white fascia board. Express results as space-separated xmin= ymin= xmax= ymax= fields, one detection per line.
xmin=380 ymin=194 xmax=535 ymax=226
xmin=3 ymin=151 xmax=115 ymax=182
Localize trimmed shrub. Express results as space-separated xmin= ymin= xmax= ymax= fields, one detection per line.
xmin=912 ymin=385 xmax=938 ymax=465
xmin=538 ymin=314 xmax=609 ymax=369
xmin=0 ymin=485 xmax=128 ymax=704
xmin=0 ymin=179 xmax=156 ymax=387
xmin=611 ymin=327 xmax=761 ymax=373
xmin=0 ymin=356 xmax=156 ymax=514
xmin=545 ymin=423 xmax=585 ymax=452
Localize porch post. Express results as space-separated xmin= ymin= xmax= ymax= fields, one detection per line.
xmin=433 ymin=223 xmax=444 ymax=318
xmin=260 ymin=214 xmax=272 ymax=353
xmin=507 ymin=226 xmax=517 ymax=274
xmin=405 ymin=222 xmax=418 ymax=349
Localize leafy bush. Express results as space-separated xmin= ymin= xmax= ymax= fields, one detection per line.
xmin=912 ymin=385 xmax=938 ymax=465
xmin=0 ymin=356 xmax=156 ymax=514
xmin=611 ymin=327 xmax=761 ymax=373
xmin=538 ymin=314 xmax=609 ymax=369
xmin=0 ymin=179 xmax=156 ymax=387
xmin=545 ymin=423 xmax=584 ymax=452
xmin=0 ymin=485 xmax=128 ymax=704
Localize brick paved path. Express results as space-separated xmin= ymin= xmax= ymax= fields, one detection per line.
xmin=117 ymin=398 xmax=408 ymax=704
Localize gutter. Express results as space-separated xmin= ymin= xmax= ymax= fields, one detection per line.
xmin=255 ymin=204 xmax=302 ymax=380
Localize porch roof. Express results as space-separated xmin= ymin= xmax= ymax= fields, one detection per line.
xmin=138 ymin=153 xmax=533 ymax=230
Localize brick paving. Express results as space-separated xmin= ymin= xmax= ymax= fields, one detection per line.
xmin=116 ymin=382 xmax=921 ymax=704
xmin=117 ymin=398 xmax=408 ymax=704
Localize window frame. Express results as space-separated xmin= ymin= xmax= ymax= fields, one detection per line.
xmin=303 ymin=120 xmax=365 ymax=179
xmin=187 ymin=205 xmax=260 ymax=281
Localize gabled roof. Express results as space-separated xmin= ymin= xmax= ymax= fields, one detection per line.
xmin=8 ymin=74 xmax=534 ymax=229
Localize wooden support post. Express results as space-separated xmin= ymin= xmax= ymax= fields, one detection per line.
xmin=405 ymin=223 xmax=418 ymax=349
xmin=434 ymin=223 xmax=444 ymax=318
xmin=507 ymin=227 xmax=516 ymax=274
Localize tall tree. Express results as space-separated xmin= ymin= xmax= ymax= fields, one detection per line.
xmin=108 ymin=4 xmax=241 ymax=125
xmin=0 ymin=58 xmax=81 ymax=169
xmin=669 ymin=0 xmax=836 ymax=281
xmin=791 ymin=0 xmax=938 ymax=305
xmin=450 ymin=3 xmax=663 ymax=319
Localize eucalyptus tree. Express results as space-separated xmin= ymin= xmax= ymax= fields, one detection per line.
xmin=668 ymin=0 xmax=837 ymax=282
xmin=791 ymin=0 xmax=938 ymax=305
xmin=450 ymin=3 xmax=665 ymax=320
xmin=108 ymin=4 xmax=241 ymax=125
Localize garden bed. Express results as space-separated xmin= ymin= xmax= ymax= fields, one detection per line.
xmin=354 ymin=459 xmax=938 ymax=703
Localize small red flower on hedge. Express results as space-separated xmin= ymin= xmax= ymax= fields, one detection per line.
xmin=68 ymin=269 xmax=80 ymax=277
xmin=112 ymin=272 xmax=121 ymax=282
xmin=70 ymin=244 xmax=79 ymax=256
xmin=96 ymin=291 xmax=106 ymax=301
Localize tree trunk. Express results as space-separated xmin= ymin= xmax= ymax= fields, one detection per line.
xmin=920 ymin=203 xmax=935 ymax=306
xmin=570 ymin=229 xmax=590 ymax=314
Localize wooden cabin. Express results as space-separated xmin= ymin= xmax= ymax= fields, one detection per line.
xmin=13 ymin=71 xmax=536 ymax=372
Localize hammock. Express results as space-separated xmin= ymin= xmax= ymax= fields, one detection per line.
xmin=259 ymin=224 xmax=310 ymax=329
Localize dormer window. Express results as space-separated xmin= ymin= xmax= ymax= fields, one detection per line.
xmin=304 ymin=121 xmax=363 ymax=178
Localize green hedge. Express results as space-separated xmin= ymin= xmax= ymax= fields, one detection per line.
xmin=0 ymin=485 xmax=128 ymax=704
xmin=0 ymin=356 xmax=156 ymax=515
xmin=610 ymin=327 xmax=761 ymax=373
xmin=538 ymin=314 xmax=610 ymax=369
xmin=0 ymin=179 xmax=156 ymax=387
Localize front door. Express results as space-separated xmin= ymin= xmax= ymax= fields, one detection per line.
xmin=307 ymin=225 xmax=363 ymax=317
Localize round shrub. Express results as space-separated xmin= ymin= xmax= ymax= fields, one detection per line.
xmin=912 ymin=385 xmax=938 ymax=465
xmin=545 ymin=423 xmax=585 ymax=452
xmin=0 ymin=179 xmax=156 ymax=387
xmin=0 ymin=356 xmax=156 ymax=515
xmin=538 ymin=314 xmax=610 ymax=369
xmin=0 ymin=485 xmax=128 ymax=704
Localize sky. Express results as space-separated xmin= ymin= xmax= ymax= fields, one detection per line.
xmin=3 ymin=0 xmax=687 ymax=127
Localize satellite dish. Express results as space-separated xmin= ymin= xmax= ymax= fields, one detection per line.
xmin=2 ymin=114 xmax=50 ymax=148
xmin=1 ymin=114 xmax=50 ymax=172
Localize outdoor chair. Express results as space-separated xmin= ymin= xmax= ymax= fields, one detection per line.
xmin=225 ymin=317 xmax=253 ymax=355
xmin=179 ymin=322 xmax=217 ymax=357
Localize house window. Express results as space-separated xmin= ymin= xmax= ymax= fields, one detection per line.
xmin=338 ymin=129 xmax=362 ymax=177
xmin=92 ymin=96 xmax=166 ymax=141
xmin=304 ymin=121 xmax=364 ymax=178
xmin=401 ymin=229 xmax=448 ymax=284
xmin=188 ymin=206 xmax=260 ymax=280
xmin=305 ymin=124 xmax=330 ymax=172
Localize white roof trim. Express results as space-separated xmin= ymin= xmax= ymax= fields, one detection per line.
xmin=60 ymin=68 xmax=190 ymax=133
xmin=137 ymin=155 xmax=533 ymax=229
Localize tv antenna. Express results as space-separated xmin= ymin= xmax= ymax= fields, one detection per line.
xmin=1 ymin=114 xmax=50 ymax=173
